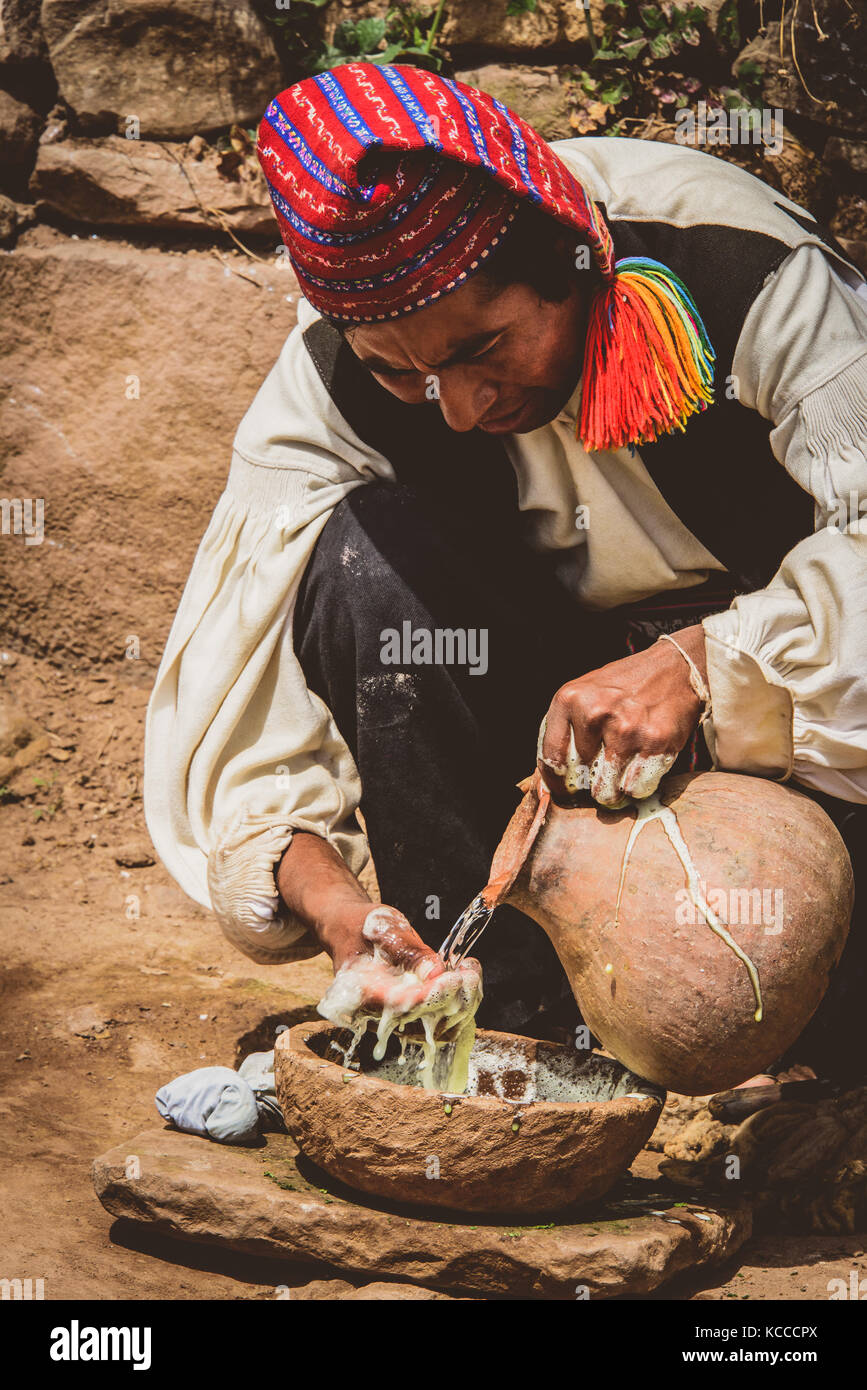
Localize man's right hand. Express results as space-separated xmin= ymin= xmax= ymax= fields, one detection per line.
xmin=276 ymin=831 xmax=450 ymax=1012
xmin=320 ymin=902 xmax=483 ymax=1032
xmin=330 ymin=901 xmax=445 ymax=992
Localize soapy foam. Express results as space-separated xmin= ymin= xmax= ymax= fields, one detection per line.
xmin=323 ymin=1030 xmax=662 ymax=1105
xmin=317 ymin=946 xmax=482 ymax=1093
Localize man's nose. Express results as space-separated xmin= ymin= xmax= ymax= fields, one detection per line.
xmin=437 ymin=368 xmax=498 ymax=433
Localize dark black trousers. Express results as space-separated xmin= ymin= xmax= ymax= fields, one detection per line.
xmin=295 ymin=482 xmax=866 ymax=1078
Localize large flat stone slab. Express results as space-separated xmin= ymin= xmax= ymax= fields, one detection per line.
xmin=93 ymin=1128 xmax=753 ymax=1300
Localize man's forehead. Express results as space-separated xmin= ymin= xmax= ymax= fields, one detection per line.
xmin=349 ymin=288 xmax=498 ymax=367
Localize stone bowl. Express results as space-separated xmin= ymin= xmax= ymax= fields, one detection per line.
xmin=275 ymin=1022 xmax=664 ymax=1215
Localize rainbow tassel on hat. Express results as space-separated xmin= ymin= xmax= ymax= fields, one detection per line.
xmin=579 ymin=257 xmax=715 ymax=454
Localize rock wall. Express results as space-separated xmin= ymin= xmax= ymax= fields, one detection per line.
xmin=0 ymin=228 xmax=297 ymax=666
xmin=1 ymin=0 xmax=296 ymax=670
xmin=1 ymin=0 xmax=865 ymax=669
xmin=40 ymin=0 xmax=282 ymax=137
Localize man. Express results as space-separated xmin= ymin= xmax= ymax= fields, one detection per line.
xmin=145 ymin=64 xmax=867 ymax=1073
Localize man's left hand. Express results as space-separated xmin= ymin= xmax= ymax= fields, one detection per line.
xmin=537 ymin=623 xmax=708 ymax=809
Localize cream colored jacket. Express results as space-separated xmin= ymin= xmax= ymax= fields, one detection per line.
xmin=144 ymin=139 xmax=867 ymax=964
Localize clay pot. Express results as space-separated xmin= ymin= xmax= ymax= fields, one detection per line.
xmin=485 ymin=772 xmax=853 ymax=1095
xmin=275 ymin=1022 xmax=662 ymax=1214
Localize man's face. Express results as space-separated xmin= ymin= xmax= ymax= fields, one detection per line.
xmin=345 ymin=258 xmax=591 ymax=434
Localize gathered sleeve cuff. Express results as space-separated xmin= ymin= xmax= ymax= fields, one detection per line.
xmin=207 ymin=810 xmax=365 ymax=967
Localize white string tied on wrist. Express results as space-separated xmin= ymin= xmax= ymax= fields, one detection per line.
xmin=657 ymin=632 xmax=712 ymax=725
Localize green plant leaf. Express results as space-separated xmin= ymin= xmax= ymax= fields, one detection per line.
xmin=649 ymin=31 xmax=671 ymax=57
xmin=721 ymin=86 xmax=748 ymax=109
xmin=333 ymin=20 xmax=357 ymax=50
xmin=638 ymin=4 xmax=666 ymax=30
xmin=618 ymin=36 xmax=647 ymax=59
xmin=601 ymin=76 xmax=632 ymax=104
xmin=377 ymin=42 xmax=407 ymax=63
xmin=717 ymin=0 xmax=740 ymax=48
xmin=736 ymin=56 xmax=764 ymax=101
xmin=355 ymin=16 xmax=387 ymax=51
xmin=378 ymin=45 xmax=444 ymax=71
xmin=311 ymin=48 xmax=345 ymax=72
xmin=681 ymin=24 xmax=701 ymax=45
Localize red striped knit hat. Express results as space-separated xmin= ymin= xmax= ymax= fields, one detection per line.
xmin=258 ymin=63 xmax=714 ymax=452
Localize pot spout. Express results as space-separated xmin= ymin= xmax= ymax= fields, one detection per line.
xmin=481 ymin=771 xmax=551 ymax=910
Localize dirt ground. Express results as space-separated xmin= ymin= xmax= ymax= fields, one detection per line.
xmin=0 ymin=649 xmax=862 ymax=1301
